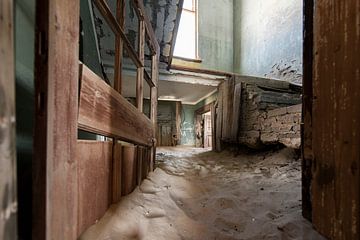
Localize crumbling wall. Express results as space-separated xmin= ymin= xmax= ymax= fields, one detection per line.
xmin=238 ymin=84 xmax=301 ymax=149
xmin=216 ymin=77 xmax=302 ymax=151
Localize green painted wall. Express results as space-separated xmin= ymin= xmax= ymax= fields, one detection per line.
xmin=172 ymin=0 xmax=234 ymax=72
xmin=15 ymin=0 xmax=35 ymax=237
xmin=180 ymin=104 xmax=197 ymax=146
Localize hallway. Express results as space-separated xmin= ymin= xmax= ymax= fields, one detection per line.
xmin=80 ymin=147 xmax=325 ymax=239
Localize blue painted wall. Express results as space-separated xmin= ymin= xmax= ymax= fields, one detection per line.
xmin=233 ymin=0 xmax=303 ymax=84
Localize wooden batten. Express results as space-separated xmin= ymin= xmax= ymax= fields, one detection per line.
xmin=113 ymin=0 xmax=125 ymax=94
xmin=136 ymin=21 xmax=145 ymax=111
xmin=112 ymin=142 xmax=123 ymax=203
xmin=77 ymin=140 xmax=113 ymax=236
xmin=78 ymin=64 xmax=154 ymax=146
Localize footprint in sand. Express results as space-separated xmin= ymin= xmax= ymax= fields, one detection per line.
xmin=214 ymin=198 xmax=236 ymax=210
xmin=144 ymin=208 xmax=166 ymax=219
xmin=214 ymin=217 xmax=245 ymax=235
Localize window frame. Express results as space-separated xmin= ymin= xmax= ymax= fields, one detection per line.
xmin=173 ymin=0 xmax=200 ymax=61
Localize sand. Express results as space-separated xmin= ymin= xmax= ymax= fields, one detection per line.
xmin=80 ymin=147 xmax=326 ymax=240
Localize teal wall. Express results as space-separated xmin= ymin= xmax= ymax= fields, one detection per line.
xmin=180 ymin=104 xmax=197 ymax=146
xmin=180 ymin=92 xmax=218 ymax=146
xmin=172 ymin=0 xmax=234 ymax=72
xmin=233 ymin=0 xmax=303 ymax=84
xmin=15 ymin=0 xmax=35 ymax=237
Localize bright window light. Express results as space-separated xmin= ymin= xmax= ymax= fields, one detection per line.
xmin=174 ymin=0 xmax=197 ymax=59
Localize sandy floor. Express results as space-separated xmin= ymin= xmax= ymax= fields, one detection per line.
xmin=80 ymin=147 xmax=326 ymax=240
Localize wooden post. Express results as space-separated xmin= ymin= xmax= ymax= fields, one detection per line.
xmin=150 ymin=53 xmax=159 ymax=170
xmin=0 ymin=0 xmax=17 ymax=238
xmin=114 ymin=0 xmax=125 ymax=93
xmin=136 ymin=21 xmax=145 ymax=112
xmin=33 ymin=0 xmax=79 ymax=239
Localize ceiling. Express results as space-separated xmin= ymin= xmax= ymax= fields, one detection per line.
xmin=93 ymin=0 xmax=182 ymax=65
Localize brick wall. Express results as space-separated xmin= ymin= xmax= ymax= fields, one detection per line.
xmin=238 ymin=84 xmax=301 ymax=149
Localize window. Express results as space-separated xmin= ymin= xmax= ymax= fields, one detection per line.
xmin=174 ymin=0 xmax=198 ymax=59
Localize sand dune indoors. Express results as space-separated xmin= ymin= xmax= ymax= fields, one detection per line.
xmin=80 ymin=147 xmax=325 ymax=240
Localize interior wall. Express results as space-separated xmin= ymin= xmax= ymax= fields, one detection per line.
xmin=180 ymin=104 xmax=197 ymax=146
xmin=233 ymin=0 xmax=303 ymax=85
xmin=172 ymin=0 xmax=234 ymax=72
xmin=15 ymin=0 xmax=35 ymax=237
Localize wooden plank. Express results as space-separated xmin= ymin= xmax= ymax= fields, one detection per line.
xmin=33 ymin=0 xmax=79 ymax=238
xmin=137 ymin=21 xmax=145 ymax=111
xmin=78 ymin=64 xmax=154 ymax=146
xmin=113 ymin=0 xmax=125 ymax=94
xmin=221 ymin=80 xmax=229 ymax=140
xmin=94 ymin=0 xmax=143 ymax=68
xmin=150 ymin=52 xmax=159 ymax=169
xmin=0 ymin=0 xmax=17 ymax=238
xmin=170 ymin=64 xmax=234 ymax=77
xmin=231 ymin=83 xmax=242 ymax=141
xmin=112 ymin=142 xmax=122 ymax=203
xmin=312 ymin=0 xmax=360 ymax=238
xmin=137 ymin=146 xmax=143 ymax=186
xmin=215 ymin=83 xmax=224 ymax=152
xmin=77 ymin=141 xmax=112 ymax=236
xmin=122 ymin=145 xmax=138 ymax=195
xmin=302 ymin=0 xmax=314 ymax=221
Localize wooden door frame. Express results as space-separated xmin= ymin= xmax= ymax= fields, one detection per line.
xmin=0 ymin=0 xmax=17 ymax=238
xmin=302 ymin=0 xmax=313 ymax=222
xmin=195 ymin=102 xmax=216 ymax=151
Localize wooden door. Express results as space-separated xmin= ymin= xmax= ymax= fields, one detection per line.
xmin=157 ymin=124 xmax=172 ymax=146
xmin=309 ymin=0 xmax=360 ymax=238
xmin=204 ymin=114 xmax=212 ymax=148
xmin=0 ymin=0 xmax=17 ymax=238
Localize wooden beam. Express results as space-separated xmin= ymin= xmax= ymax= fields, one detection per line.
xmin=170 ymin=64 xmax=234 ymax=77
xmin=94 ymin=0 xmax=143 ymax=68
xmin=77 ymin=140 xmax=112 ymax=236
xmin=168 ymin=0 xmax=184 ymax=66
xmin=33 ymin=0 xmax=79 ymax=238
xmin=113 ymin=0 xmax=125 ymax=94
xmin=78 ymin=64 xmax=154 ymax=146
xmin=0 ymin=0 xmax=17 ymax=238
xmin=195 ymin=102 xmax=213 ymax=115
xmin=136 ymin=21 xmax=145 ymax=111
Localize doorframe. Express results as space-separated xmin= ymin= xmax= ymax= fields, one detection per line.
xmin=195 ymin=102 xmax=216 ymax=151
xmin=302 ymin=0 xmax=314 ymax=222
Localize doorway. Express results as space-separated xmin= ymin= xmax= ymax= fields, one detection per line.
xmin=195 ymin=102 xmax=215 ymax=150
